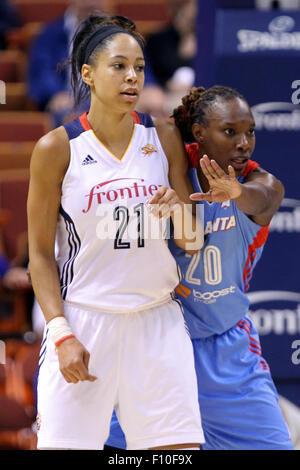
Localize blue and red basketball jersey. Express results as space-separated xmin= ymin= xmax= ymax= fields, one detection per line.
xmin=169 ymin=143 xmax=269 ymax=339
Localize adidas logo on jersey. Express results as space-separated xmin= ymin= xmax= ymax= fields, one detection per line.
xmin=82 ymin=154 xmax=98 ymax=165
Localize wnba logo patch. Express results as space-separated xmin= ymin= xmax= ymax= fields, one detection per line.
xmin=141 ymin=144 xmax=157 ymax=156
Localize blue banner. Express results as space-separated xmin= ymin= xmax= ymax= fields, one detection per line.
xmin=216 ymin=10 xmax=300 ymax=56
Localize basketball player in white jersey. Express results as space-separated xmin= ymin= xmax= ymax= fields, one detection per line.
xmin=27 ymin=14 xmax=204 ymax=450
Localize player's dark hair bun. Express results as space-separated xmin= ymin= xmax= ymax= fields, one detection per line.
xmin=172 ymin=85 xmax=247 ymax=143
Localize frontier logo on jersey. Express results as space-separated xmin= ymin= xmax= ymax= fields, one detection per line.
xmin=83 ymin=178 xmax=162 ymax=213
xmin=141 ymin=144 xmax=157 ymax=156
xmin=82 ymin=154 xmax=98 ymax=165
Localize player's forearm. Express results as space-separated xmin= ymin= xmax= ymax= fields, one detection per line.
xmin=232 ymin=181 xmax=273 ymax=216
xmin=29 ymin=252 xmax=64 ymax=323
xmin=171 ymin=202 xmax=204 ymax=253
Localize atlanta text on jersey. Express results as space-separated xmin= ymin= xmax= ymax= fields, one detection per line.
xmin=204 ymin=216 xmax=236 ymax=235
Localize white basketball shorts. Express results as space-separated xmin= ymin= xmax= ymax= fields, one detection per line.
xmin=36 ymin=299 xmax=204 ymax=450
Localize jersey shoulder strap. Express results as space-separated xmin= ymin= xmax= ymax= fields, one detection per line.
xmin=242 ymin=160 xmax=259 ymax=177
xmin=131 ymin=110 xmax=154 ymax=127
xmin=185 ymin=143 xmax=200 ymax=168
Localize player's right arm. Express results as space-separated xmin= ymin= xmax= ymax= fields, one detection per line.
xmin=27 ymin=128 xmax=97 ymax=383
xmin=27 ymin=127 xmax=68 ymax=323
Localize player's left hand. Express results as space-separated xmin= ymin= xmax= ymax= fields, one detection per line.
xmin=190 ymin=155 xmax=242 ymax=203
xmin=146 ymin=186 xmax=183 ymax=218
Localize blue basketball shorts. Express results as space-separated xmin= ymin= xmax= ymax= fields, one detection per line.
xmin=106 ymin=316 xmax=293 ymax=450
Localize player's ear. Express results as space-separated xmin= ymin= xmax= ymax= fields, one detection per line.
xmin=192 ymin=123 xmax=204 ymax=143
xmin=81 ymin=64 xmax=94 ymax=87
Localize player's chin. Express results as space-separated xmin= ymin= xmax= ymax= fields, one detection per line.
xmin=229 ymin=159 xmax=249 ymax=174
xmin=119 ymin=93 xmax=139 ymax=109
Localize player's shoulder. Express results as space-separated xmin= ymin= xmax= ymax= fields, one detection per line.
xmin=152 ymin=117 xmax=183 ymax=149
xmin=34 ymin=126 xmax=69 ymax=156
xmin=31 ymin=126 xmax=70 ymax=175
xmin=244 ymin=164 xmax=284 ymax=192
xmin=152 ymin=116 xmax=174 ymax=133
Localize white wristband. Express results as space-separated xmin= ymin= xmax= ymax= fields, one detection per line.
xmin=47 ymin=316 xmax=74 ymax=347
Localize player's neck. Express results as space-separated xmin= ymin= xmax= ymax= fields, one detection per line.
xmin=197 ymin=170 xmax=209 ymax=193
xmin=87 ymin=105 xmax=134 ymax=147
xmin=196 ymin=160 xmax=210 ymax=193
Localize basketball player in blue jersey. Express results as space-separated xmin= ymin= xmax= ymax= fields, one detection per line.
xmin=27 ymin=15 xmax=205 ymax=450
xmin=107 ymin=86 xmax=294 ymax=450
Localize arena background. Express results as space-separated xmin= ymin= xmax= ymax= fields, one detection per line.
xmin=0 ymin=0 xmax=299 ymax=450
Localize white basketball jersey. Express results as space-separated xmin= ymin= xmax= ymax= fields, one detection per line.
xmin=58 ymin=111 xmax=180 ymax=313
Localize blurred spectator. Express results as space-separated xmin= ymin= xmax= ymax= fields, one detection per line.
xmin=255 ymin=0 xmax=300 ymax=8
xmin=1 ymin=257 xmax=31 ymax=292
xmin=28 ymin=0 xmax=104 ymax=127
xmin=0 ymin=252 xmax=10 ymax=280
xmin=133 ymin=51 xmax=169 ymax=118
xmin=0 ymin=226 xmax=33 ymax=335
xmin=139 ymin=0 xmax=197 ymax=117
xmin=0 ymin=234 xmax=43 ymax=339
xmin=0 ymin=0 xmax=20 ymax=50
xmin=2 ymin=265 xmax=30 ymax=291
xmin=146 ymin=0 xmax=196 ymax=89
xmin=135 ymin=83 xmax=169 ymax=119
xmin=0 ymin=230 xmax=30 ymax=291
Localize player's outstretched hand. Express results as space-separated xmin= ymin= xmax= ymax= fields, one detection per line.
xmin=146 ymin=185 xmax=183 ymax=218
xmin=56 ymin=336 xmax=98 ymax=384
xmin=190 ymin=155 xmax=242 ymax=203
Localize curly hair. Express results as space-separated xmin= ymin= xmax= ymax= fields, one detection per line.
xmin=172 ymin=85 xmax=247 ymax=142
